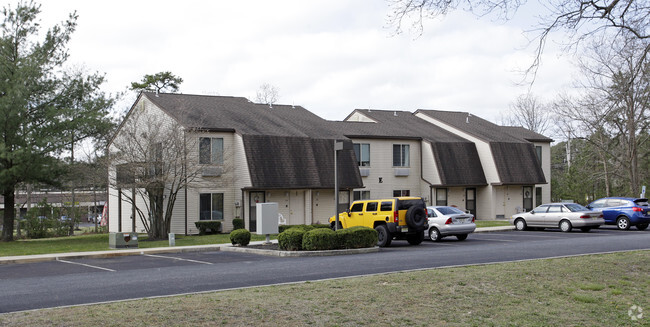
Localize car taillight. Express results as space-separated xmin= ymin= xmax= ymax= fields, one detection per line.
xmin=579 ymin=215 xmax=591 ymax=219
xmin=633 ymin=207 xmax=643 ymax=212
xmin=445 ymin=218 xmax=453 ymax=224
xmin=472 ymin=217 xmax=475 ymax=223
xmin=394 ymin=210 xmax=399 ymax=223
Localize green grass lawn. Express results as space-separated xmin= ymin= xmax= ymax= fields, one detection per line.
xmin=1 ymin=250 xmax=647 ymax=326
xmin=0 ymin=233 xmax=274 ymax=257
xmin=475 ymin=219 xmax=511 ymax=228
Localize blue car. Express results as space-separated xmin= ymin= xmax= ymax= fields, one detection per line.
xmin=587 ymin=197 xmax=650 ymax=230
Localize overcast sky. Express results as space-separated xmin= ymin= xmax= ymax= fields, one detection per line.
xmin=30 ymin=0 xmax=577 ymax=123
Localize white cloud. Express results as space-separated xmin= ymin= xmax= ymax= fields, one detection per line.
xmin=29 ymin=0 xmax=578 ymax=123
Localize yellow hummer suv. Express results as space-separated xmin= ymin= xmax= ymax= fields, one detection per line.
xmin=329 ymin=197 xmax=428 ymax=247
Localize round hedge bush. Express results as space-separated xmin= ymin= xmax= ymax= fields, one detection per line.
xmin=278 ymin=228 xmax=305 ymax=251
xmin=230 ymin=229 xmax=251 ymax=246
xmin=302 ymin=228 xmax=337 ymax=251
xmin=337 ymin=226 xmax=378 ymax=249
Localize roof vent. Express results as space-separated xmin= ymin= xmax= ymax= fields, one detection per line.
xmin=394 ymin=111 xmax=398 ymax=116
xmin=466 ymin=113 xmax=471 ymax=123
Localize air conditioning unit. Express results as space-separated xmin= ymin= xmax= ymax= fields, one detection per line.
xmin=202 ymin=166 xmax=222 ymax=177
xmin=359 ymin=168 xmax=370 ymax=177
xmin=394 ymin=168 xmax=410 ymax=177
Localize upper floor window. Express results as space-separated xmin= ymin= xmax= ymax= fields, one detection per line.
xmin=353 ymin=143 xmax=370 ymax=167
xmin=199 ymin=137 xmax=223 ymax=165
xmin=393 ymin=144 xmax=410 ymax=167
xmin=535 ymin=146 xmax=542 ymax=163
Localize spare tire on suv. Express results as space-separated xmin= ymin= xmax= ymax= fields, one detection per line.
xmin=405 ymin=206 xmax=427 ymax=229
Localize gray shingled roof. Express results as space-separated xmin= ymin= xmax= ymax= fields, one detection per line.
xmin=416 ymin=109 xmax=547 ymax=185
xmin=416 ymin=110 xmax=525 ymax=143
xmin=141 ymin=92 xmax=362 ymax=189
xmin=501 ymin=126 xmax=554 ymax=143
xmin=339 ymin=109 xmax=488 ymax=186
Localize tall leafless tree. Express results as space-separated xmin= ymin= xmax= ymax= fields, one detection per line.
xmin=255 ymin=83 xmax=280 ymax=106
xmin=503 ymin=93 xmax=552 ymax=134
xmin=553 ymin=36 xmax=649 ymax=196
xmin=388 ymin=0 xmax=650 ymax=80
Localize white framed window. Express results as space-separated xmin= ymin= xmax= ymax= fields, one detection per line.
xmin=436 ymin=188 xmax=447 ymax=206
xmin=393 ymin=190 xmax=410 ymax=197
xmin=199 ymin=193 xmax=224 ymax=220
xmin=353 ymin=190 xmax=371 ymax=201
xmin=199 ymin=137 xmax=223 ymax=165
xmin=353 ymin=143 xmax=370 ymax=167
xmin=393 ymin=144 xmax=410 ymax=167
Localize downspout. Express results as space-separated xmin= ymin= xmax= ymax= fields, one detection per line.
xmin=184 ymin=130 xmax=188 ymax=236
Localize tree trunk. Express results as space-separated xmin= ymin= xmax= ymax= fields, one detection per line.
xmin=1 ymin=189 xmax=15 ymax=242
xmin=146 ymin=183 xmax=166 ymax=240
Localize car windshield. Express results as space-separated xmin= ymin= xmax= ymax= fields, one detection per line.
xmin=437 ymin=207 xmax=465 ymax=215
xmin=564 ymin=203 xmax=589 ymax=212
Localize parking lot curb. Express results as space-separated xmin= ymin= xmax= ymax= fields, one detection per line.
xmin=221 ymin=243 xmax=380 ymax=257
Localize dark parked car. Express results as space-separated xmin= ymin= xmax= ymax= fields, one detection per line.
xmin=587 ymin=197 xmax=650 ymax=230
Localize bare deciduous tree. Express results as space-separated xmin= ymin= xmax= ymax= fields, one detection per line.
xmin=388 ymin=0 xmax=650 ymax=79
xmin=502 ymin=93 xmax=552 ymax=134
xmin=255 ymin=83 xmax=280 ymax=106
xmin=110 ymin=104 xmax=200 ymax=240
xmin=553 ymin=36 xmax=649 ymax=196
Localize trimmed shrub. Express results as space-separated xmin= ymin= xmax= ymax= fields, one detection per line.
xmin=230 ymin=229 xmax=251 ymax=246
xmin=302 ymin=228 xmax=338 ymax=251
xmin=278 ymin=224 xmax=330 ymax=233
xmin=195 ymin=221 xmax=222 ymax=235
xmin=337 ymin=226 xmax=378 ymax=249
xmin=232 ymin=218 xmax=245 ymax=230
xmin=278 ymin=228 xmax=305 ymax=251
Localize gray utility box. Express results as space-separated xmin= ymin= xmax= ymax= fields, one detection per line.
xmin=109 ymin=232 xmax=139 ymax=248
xmin=256 ymin=202 xmax=279 ymax=235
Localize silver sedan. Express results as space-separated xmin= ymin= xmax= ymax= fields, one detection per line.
xmin=426 ymin=206 xmax=476 ymax=241
xmin=510 ymin=203 xmax=604 ymax=232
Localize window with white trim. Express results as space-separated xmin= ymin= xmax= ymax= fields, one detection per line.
xmin=393 ymin=144 xmax=410 ymax=167
xmin=199 ymin=193 xmax=224 ymax=220
xmin=353 ymin=143 xmax=370 ymax=167
xmin=199 ymin=137 xmax=223 ymax=165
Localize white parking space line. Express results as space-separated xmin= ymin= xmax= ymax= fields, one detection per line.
xmin=506 ymin=233 xmax=566 ymax=239
xmin=143 ymin=254 xmax=213 ymax=265
xmin=477 ymin=238 xmax=519 ymax=242
xmin=56 ymin=259 xmax=116 ymax=272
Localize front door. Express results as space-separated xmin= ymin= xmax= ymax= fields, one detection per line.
xmin=466 ymin=188 xmax=476 ymax=216
xmin=523 ymin=186 xmax=533 ymax=212
xmin=249 ymin=191 xmax=265 ymax=233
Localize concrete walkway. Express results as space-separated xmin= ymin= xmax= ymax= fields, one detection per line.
xmin=0 ymin=226 xmax=514 ymax=264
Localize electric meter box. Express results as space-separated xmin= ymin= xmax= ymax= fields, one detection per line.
xmin=109 ymin=232 xmax=139 ymax=248
xmin=256 ymin=202 xmax=279 ymax=235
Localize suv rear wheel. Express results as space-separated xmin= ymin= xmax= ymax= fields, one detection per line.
xmin=375 ymin=224 xmax=392 ymax=247
xmin=405 ymin=206 xmax=427 ymax=229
